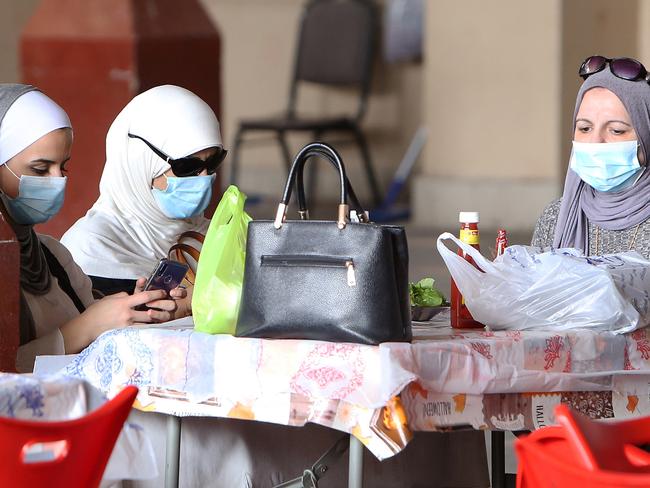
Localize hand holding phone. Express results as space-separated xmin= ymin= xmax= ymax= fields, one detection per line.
xmin=135 ymin=258 xmax=189 ymax=311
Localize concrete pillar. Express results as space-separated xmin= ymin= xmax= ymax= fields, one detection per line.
xmin=415 ymin=0 xmax=639 ymax=232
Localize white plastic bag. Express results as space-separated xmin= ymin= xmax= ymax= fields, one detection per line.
xmin=436 ymin=232 xmax=650 ymax=333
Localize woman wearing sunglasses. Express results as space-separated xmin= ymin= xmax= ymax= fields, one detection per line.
xmin=0 ymin=84 xmax=182 ymax=372
xmin=533 ymin=56 xmax=650 ymax=257
xmin=62 ymin=85 xmax=226 ymax=306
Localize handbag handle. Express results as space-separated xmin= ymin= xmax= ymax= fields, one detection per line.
xmin=168 ymin=243 xmax=200 ymax=285
xmin=177 ymin=230 xmax=205 ymax=244
xmin=295 ymin=147 xmax=369 ymax=223
xmin=168 ymin=231 xmax=204 ymax=286
xmin=274 ymin=142 xmax=349 ymax=229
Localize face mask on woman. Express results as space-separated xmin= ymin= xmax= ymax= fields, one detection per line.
xmin=152 ymin=173 xmax=215 ymax=219
xmin=0 ymin=164 xmax=66 ymax=225
xmin=570 ymin=139 xmax=645 ymax=192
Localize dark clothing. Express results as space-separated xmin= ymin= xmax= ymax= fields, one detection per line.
xmin=90 ymin=275 xmax=137 ymax=297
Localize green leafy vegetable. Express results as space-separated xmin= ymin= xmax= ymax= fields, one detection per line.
xmin=409 ymin=277 xmax=446 ymax=307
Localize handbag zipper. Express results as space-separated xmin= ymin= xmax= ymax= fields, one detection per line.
xmin=261 ymin=255 xmax=356 ymax=287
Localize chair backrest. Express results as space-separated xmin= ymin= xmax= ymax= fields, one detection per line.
xmin=0 ymin=211 xmax=20 ymax=372
xmin=555 ymin=404 xmax=650 ymax=473
xmin=288 ymin=0 xmax=378 ymax=120
xmin=0 ymin=385 xmax=138 ymax=488
xmin=515 ymin=427 xmax=650 ymax=488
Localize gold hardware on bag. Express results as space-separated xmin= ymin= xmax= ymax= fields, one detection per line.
xmin=274 ymin=203 xmax=287 ymax=229
xmin=346 ymin=261 xmax=356 ymax=287
xmin=337 ymin=204 xmax=349 ymax=229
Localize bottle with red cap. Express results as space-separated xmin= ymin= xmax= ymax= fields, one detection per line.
xmin=495 ymin=229 xmax=508 ymax=257
xmin=450 ymin=211 xmax=485 ymax=329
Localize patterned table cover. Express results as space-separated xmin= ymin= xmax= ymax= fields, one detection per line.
xmin=403 ymin=317 xmax=650 ymax=434
xmin=59 ymin=315 xmax=650 ymax=460
xmin=0 ymin=373 xmax=156 ymax=484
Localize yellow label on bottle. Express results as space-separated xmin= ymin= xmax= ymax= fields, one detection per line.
xmin=459 ymin=229 xmax=480 ymax=245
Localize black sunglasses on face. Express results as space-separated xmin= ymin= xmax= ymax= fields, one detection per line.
xmin=128 ymin=133 xmax=227 ymax=177
xmin=579 ymin=55 xmax=650 ymax=84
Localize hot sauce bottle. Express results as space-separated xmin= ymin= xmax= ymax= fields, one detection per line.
xmin=495 ymin=229 xmax=508 ymax=257
xmin=450 ymin=211 xmax=485 ymax=329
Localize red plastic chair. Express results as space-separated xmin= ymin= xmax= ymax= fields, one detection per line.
xmin=0 ymin=385 xmax=138 ymax=488
xmin=515 ymin=405 xmax=650 ymax=488
xmin=555 ymin=403 xmax=650 ymax=473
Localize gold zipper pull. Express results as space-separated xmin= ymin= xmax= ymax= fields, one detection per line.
xmin=346 ymin=261 xmax=356 ymax=287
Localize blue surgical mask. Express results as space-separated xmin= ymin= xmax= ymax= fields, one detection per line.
xmin=570 ymin=140 xmax=645 ymax=192
xmin=0 ymin=165 xmax=67 ymax=225
xmin=152 ymin=173 xmax=215 ymax=219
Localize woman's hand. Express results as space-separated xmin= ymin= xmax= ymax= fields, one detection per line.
xmin=170 ymin=284 xmax=193 ymax=319
xmin=60 ymin=282 xmax=181 ymax=354
xmin=132 ymin=277 xmax=190 ymax=319
xmin=131 ymin=277 xmax=184 ymax=318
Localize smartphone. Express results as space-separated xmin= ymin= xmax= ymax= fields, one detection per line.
xmin=135 ymin=258 xmax=189 ymax=311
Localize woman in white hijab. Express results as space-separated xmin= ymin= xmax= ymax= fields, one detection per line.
xmin=0 ymin=84 xmax=182 ymax=373
xmin=62 ymin=85 xmax=225 ymax=307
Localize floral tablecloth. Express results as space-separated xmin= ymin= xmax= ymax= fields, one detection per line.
xmin=0 ymin=373 xmax=156 ymax=485
xmin=55 ymin=315 xmax=650 ymax=460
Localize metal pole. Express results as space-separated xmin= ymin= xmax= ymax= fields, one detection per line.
xmin=348 ymin=435 xmax=364 ymax=488
xmin=491 ymin=431 xmax=505 ymax=488
xmin=165 ymin=415 xmax=181 ymax=488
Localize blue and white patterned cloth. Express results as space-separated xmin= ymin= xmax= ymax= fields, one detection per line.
xmin=0 ymin=373 xmax=91 ymax=420
xmin=0 ymin=372 xmax=157 ymax=484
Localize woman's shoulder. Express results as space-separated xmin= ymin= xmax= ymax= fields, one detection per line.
xmin=531 ymin=198 xmax=562 ymax=248
xmin=37 ymin=234 xmax=74 ymax=266
xmin=539 ymin=198 xmax=562 ymax=222
xmin=38 ymin=233 xmax=94 ymax=306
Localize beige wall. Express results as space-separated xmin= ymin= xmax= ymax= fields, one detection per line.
xmin=423 ymin=0 xmax=561 ymax=181
xmin=2 ymin=0 xmax=650 ymax=230
xmin=200 ymin=0 xmax=422 ymax=205
xmin=559 ymin=0 xmax=640 ymax=179
xmin=0 ymin=0 xmax=40 ymax=82
xmin=0 ymin=0 xmax=421 ymax=206
xmin=415 ymin=0 xmax=561 ymax=230
xmin=414 ymin=0 xmax=646 ymax=231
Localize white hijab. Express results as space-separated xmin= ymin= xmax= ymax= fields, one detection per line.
xmin=62 ymin=85 xmax=222 ymax=279
xmin=0 ymin=89 xmax=71 ymax=166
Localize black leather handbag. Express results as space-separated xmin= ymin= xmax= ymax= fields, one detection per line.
xmin=235 ymin=142 xmax=411 ymax=345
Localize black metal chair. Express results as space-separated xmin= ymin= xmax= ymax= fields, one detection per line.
xmin=229 ymin=0 xmax=382 ymax=206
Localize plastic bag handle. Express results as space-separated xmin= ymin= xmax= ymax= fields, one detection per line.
xmin=436 ymin=232 xmax=497 ymax=276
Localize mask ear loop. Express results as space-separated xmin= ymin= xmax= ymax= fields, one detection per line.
xmin=3 ymin=162 xmax=21 ymax=181
xmin=638 ymin=141 xmax=646 ymax=165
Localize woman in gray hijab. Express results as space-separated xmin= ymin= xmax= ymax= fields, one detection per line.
xmin=532 ymin=56 xmax=650 ymax=257
xmin=0 ymin=84 xmax=183 ymax=372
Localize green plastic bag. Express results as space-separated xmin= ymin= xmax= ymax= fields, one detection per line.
xmin=192 ymin=185 xmax=251 ymax=334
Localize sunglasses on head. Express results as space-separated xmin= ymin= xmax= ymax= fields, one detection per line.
xmin=579 ymin=55 xmax=650 ymax=84
xmin=128 ymin=133 xmax=227 ymax=177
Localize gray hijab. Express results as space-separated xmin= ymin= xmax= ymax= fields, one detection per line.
xmin=0 ymin=83 xmax=50 ymax=344
xmin=553 ymin=67 xmax=650 ymax=252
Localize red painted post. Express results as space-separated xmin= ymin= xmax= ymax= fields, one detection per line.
xmin=20 ymin=0 xmax=222 ymax=239
xmin=0 ymin=212 xmax=20 ymax=372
